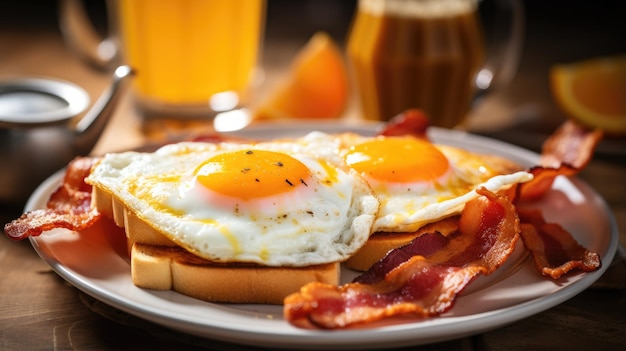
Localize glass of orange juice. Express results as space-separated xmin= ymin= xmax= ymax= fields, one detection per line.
xmin=60 ymin=0 xmax=266 ymax=120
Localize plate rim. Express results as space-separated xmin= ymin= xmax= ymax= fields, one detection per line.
xmin=27 ymin=124 xmax=619 ymax=349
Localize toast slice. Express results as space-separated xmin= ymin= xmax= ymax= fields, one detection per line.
xmin=92 ymin=184 xmax=339 ymax=304
xmin=131 ymin=243 xmax=339 ymax=304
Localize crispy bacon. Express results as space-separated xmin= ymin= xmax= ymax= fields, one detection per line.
xmin=518 ymin=165 xmax=577 ymax=201
xmin=519 ymin=121 xmax=603 ymax=201
xmin=377 ymin=109 xmax=430 ymax=139
xmin=3 ymin=157 xmax=101 ymax=240
xmin=540 ymin=120 xmax=603 ymax=169
xmin=518 ymin=209 xmax=601 ymax=279
xmin=189 ymin=132 xmax=239 ymax=143
xmin=284 ymin=188 xmax=520 ymax=329
xmin=356 ymin=217 xmax=460 ymax=285
xmin=512 ymin=121 xmax=603 ymax=278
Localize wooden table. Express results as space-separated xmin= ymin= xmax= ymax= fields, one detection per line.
xmin=1 ymin=1 xmax=625 ymax=350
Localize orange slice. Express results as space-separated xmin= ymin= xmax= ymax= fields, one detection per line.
xmin=550 ymin=55 xmax=626 ymax=134
xmin=254 ymin=32 xmax=349 ymax=120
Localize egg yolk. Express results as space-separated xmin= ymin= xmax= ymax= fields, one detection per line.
xmin=345 ymin=137 xmax=450 ymax=183
xmin=195 ymin=150 xmax=312 ymax=200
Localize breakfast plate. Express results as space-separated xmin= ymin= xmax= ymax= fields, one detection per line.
xmin=27 ymin=122 xmax=618 ymax=349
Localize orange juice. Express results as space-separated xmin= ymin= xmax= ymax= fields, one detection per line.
xmin=347 ymin=0 xmax=485 ymax=127
xmin=117 ymin=0 xmax=265 ymax=114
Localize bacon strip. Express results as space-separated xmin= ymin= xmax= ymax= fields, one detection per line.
xmin=284 ymin=188 xmax=520 ymax=329
xmin=514 ymin=121 xmax=603 ymax=278
xmin=519 ymin=121 xmax=603 ymax=201
xmin=518 ymin=209 xmax=601 ymax=279
xmin=540 ymin=120 xmax=603 ymax=169
xmin=377 ymin=109 xmax=430 ymax=139
xmin=3 ymin=157 xmax=101 ymax=240
xmin=518 ymin=165 xmax=577 ymax=201
xmin=189 ymin=132 xmax=246 ymax=144
xmin=356 ymin=218 xmax=459 ymax=285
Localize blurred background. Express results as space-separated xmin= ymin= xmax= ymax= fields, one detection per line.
xmin=1 ymin=0 xmax=624 ymax=131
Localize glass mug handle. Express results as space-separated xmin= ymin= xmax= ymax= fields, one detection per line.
xmin=58 ymin=0 xmax=118 ymax=70
xmin=475 ymin=0 xmax=525 ymax=96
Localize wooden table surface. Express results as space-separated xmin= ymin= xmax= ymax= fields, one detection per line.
xmin=1 ymin=1 xmax=625 ymax=350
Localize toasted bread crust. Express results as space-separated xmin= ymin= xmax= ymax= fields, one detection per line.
xmin=92 ymin=185 xmax=178 ymax=246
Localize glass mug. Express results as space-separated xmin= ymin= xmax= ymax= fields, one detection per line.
xmin=59 ymin=0 xmax=266 ymax=120
xmin=347 ymin=0 xmax=523 ymax=128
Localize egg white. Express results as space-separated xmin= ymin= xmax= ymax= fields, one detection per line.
xmin=86 ymin=141 xmax=379 ymax=267
xmin=299 ymin=132 xmax=533 ymax=233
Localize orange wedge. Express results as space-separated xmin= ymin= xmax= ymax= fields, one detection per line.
xmin=550 ymin=55 xmax=626 ymax=134
xmin=254 ymin=32 xmax=349 ymax=120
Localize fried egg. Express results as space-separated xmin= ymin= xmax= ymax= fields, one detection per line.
xmin=86 ymin=141 xmax=379 ymax=267
xmin=300 ymin=132 xmax=533 ymax=233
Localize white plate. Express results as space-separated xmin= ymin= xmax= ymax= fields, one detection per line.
xmin=28 ymin=122 xmax=618 ymax=350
